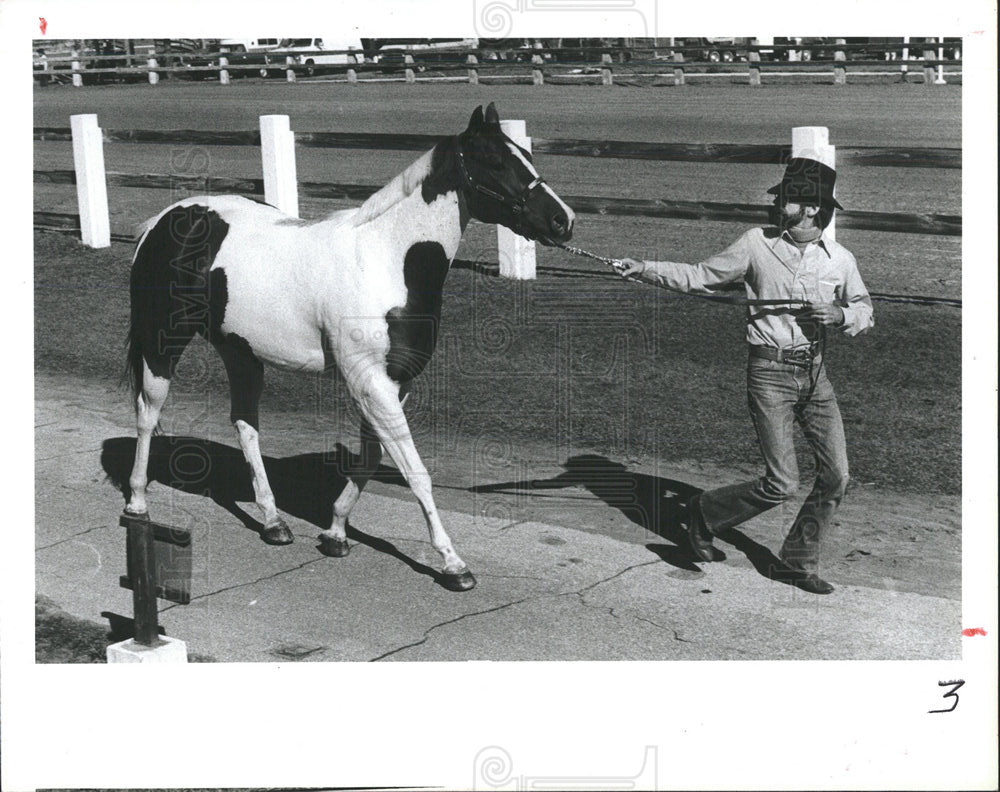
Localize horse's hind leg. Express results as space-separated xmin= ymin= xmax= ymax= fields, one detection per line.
xmin=126 ymin=362 xmax=170 ymax=516
xmin=319 ymin=385 xmax=410 ymax=556
xmin=217 ymin=337 xmax=293 ymax=545
xmin=319 ymin=415 xmax=382 ymax=557
xmin=354 ymin=376 xmax=475 ymax=591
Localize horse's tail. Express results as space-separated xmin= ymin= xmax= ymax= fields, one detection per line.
xmin=124 ymin=305 xmax=144 ymax=407
xmin=124 ymin=215 xmax=161 ymax=407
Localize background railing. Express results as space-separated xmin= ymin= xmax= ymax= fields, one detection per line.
xmin=33 ymin=37 xmax=962 ymax=87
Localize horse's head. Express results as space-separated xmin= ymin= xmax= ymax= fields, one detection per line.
xmin=454 ymin=103 xmax=574 ymax=245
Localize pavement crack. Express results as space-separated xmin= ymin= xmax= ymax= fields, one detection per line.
xmin=159 ymin=557 xmax=328 ymax=612
xmin=632 ymin=614 xmax=693 ymax=642
xmin=37 ymin=446 xmax=103 ymax=462
xmin=571 ymin=558 xmax=662 ymax=597
xmin=36 ymin=524 xmax=106 ymax=551
xmin=370 ymin=597 xmax=532 ymax=661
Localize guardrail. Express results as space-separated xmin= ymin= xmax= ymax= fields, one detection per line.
xmin=33 ymin=39 xmax=961 ymax=87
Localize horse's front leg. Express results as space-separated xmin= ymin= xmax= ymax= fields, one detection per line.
xmin=354 ymin=375 xmax=475 ymax=591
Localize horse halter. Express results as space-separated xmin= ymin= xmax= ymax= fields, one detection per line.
xmin=454 ymin=142 xmax=546 ymax=220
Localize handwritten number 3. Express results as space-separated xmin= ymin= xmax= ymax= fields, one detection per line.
xmin=929 ymin=679 xmax=964 ymax=713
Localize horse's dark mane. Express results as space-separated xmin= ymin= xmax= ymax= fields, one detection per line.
xmin=421 ymin=135 xmax=463 ymax=204
xmin=353 ymin=135 xmax=465 ymax=226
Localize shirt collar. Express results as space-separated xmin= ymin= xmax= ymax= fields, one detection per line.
xmin=777 ymin=228 xmax=833 ymax=257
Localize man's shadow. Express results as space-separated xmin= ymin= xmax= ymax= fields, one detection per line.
xmin=100 ymin=435 xmax=447 ymax=586
xmin=470 ymin=453 xmax=783 ymax=578
xmin=470 ymin=453 xmax=704 ymax=571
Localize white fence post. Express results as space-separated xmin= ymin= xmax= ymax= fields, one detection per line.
xmin=219 ymin=56 xmax=230 ymax=85
xmin=792 ymin=126 xmax=836 ymax=241
xmin=935 ymin=37 xmax=947 ymax=84
xmin=70 ymin=114 xmax=111 ymax=248
xmin=147 ymin=57 xmax=159 ymax=85
xmin=259 ymin=115 xmax=299 ymax=217
xmin=497 ymin=119 xmax=537 ymax=279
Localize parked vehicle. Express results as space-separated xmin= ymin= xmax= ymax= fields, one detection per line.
xmin=367 ymin=38 xmax=479 ymax=71
xmin=277 ymin=38 xmax=365 ymax=76
xmin=213 ymin=38 xmax=283 ymax=77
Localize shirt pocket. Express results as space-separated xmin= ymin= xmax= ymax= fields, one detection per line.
xmin=818 ymin=279 xmax=840 ymax=303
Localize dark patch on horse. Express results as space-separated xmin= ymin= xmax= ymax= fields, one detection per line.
xmin=216 ymin=333 xmax=265 ymax=430
xmin=421 ymin=138 xmax=469 ymax=229
xmin=385 ymin=241 xmax=450 ymax=383
xmin=126 ymin=204 xmax=229 ymax=394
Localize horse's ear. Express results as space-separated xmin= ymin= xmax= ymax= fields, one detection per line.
xmin=484 ymin=102 xmax=500 ymax=127
xmin=466 ymin=105 xmax=484 ymax=132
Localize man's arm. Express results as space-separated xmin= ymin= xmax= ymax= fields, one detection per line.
xmin=797 ymin=254 xmax=874 ymax=334
xmin=836 ymin=255 xmax=875 ymax=336
xmin=619 ymin=232 xmax=751 ymax=293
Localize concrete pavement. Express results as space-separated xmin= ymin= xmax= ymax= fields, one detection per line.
xmin=35 ymin=372 xmax=960 ymax=661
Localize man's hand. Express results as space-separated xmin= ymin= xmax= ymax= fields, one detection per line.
xmin=798 ymin=302 xmax=845 ymax=326
xmin=617 ymin=258 xmax=647 ymax=278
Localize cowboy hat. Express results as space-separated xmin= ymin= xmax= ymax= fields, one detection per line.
xmin=767 ymin=157 xmax=844 ymax=210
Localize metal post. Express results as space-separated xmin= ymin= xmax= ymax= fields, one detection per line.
xmin=127 ymin=520 xmax=160 ymax=646
xmin=497 ymin=119 xmax=537 ymax=279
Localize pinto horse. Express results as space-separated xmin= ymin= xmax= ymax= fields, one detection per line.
xmin=124 ymin=103 xmax=575 ymax=591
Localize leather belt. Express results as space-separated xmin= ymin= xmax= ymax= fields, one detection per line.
xmin=749 ymin=344 xmax=818 ymax=366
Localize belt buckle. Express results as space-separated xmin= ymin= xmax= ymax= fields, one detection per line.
xmin=784 ymin=346 xmax=813 ymax=366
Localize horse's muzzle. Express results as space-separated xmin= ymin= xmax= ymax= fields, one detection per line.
xmin=549 ymin=209 xmax=573 ymax=241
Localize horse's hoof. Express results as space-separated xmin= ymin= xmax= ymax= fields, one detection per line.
xmin=318 ymin=535 xmax=350 ymax=557
xmin=441 ymin=569 xmax=477 ymax=592
xmin=261 ymin=521 xmax=294 ymax=545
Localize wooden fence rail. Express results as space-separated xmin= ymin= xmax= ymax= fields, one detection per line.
xmin=33 ymin=115 xmax=962 ymax=268
xmin=34 ymin=127 xmax=962 ymax=170
xmin=33 ymin=169 xmax=962 ymax=238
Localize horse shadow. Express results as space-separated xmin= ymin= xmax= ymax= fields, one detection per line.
xmin=470 ymin=453 xmax=784 ymax=577
xmin=99 ymin=435 xmax=445 ymax=585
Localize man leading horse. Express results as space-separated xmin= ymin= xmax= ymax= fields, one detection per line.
xmin=619 ymin=156 xmax=874 ymax=594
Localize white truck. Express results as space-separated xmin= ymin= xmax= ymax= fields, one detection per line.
xmin=278 ymin=38 xmax=365 ymax=76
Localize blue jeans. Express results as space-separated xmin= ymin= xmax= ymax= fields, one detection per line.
xmin=697 ymin=353 xmax=850 ymax=575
